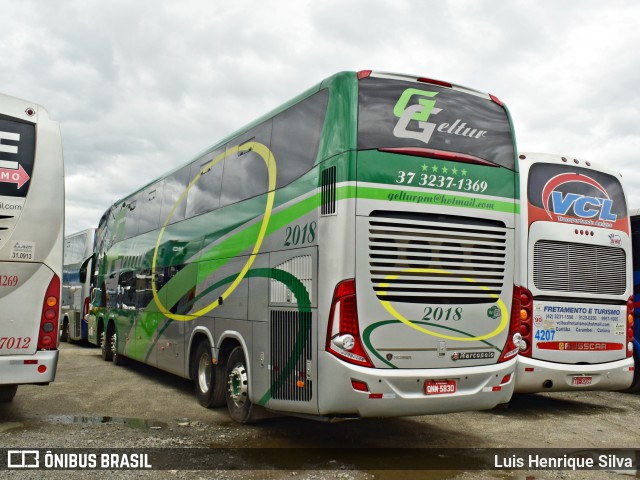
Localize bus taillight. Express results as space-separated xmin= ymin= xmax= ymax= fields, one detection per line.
xmin=517 ymin=287 xmax=533 ymax=358
xmin=83 ymin=296 xmax=90 ymax=317
xmin=499 ymin=285 xmax=525 ymax=363
xmin=627 ymin=296 xmax=634 ymax=358
xmin=326 ymin=279 xmax=373 ymax=368
xmin=38 ymin=274 xmax=60 ymax=350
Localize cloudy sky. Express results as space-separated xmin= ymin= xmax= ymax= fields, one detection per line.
xmin=2 ymin=0 xmax=640 ymax=233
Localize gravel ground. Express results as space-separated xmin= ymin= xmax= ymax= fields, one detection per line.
xmin=0 ymin=342 xmax=638 ymax=479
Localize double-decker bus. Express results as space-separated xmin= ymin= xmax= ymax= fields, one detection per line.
xmin=87 ymin=71 xmax=521 ymax=422
xmin=515 ymin=152 xmax=634 ymax=393
xmin=61 ymin=228 xmax=96 ymax=342
xmin=628 ymin=208 xmax=640 ymax=391
xmin=0 ymin=93 xmax=64 ymax=402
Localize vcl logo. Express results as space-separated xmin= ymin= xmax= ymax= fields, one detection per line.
xmin=392 ymin=88 xmax=487 ymax=145
xmin=541 ymin=173 xmax=617 ymax=221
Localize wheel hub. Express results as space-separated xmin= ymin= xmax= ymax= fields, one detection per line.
xmin=228 ymin=364 xmax=248 ymax=408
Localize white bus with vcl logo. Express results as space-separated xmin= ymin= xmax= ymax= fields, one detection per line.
xmin=88 ymin=71 xmax=521 ymax=422
xmin=515 ymin=153 xmax=634 ymax=393
xmin=0 ymin=93 xmax=64 ymax=402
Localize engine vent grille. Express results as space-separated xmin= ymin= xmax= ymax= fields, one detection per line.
xmin=368 ymin=212 xmax=508 ymax=304
xmin=320 ymin=166 xmax=336 ymax=215
xmin=533 ymin=240 xmax=626 ymax=295
xmin=270 ymin=310 xmax=312 ymax=402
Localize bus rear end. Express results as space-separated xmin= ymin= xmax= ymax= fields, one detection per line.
xmin=0 ymin=94 xmax=64 ymax=402
xmin=515 ymin=153 xmax=634 ymax=393
xmin=318 ymin=72 xmax=520 ymax=417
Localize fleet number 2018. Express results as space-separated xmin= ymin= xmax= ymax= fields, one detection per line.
xmin=284 ymin=221 xmax=316 ymax=247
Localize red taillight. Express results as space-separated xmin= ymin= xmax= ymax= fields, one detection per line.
xmin=489 ymin=94 xmax=504 ymax=106
xmin=38 ymin=274 xmax=60 ymax=351
xmin=83 ymin=297 xmax=90 ymax=317
xmin=627 ymin=296 xmax=634 ymax=358
xmin=515 ymin=286 xmax=533 ymax=358
xmin=326 ymin=279 xmax=373 ymax=368
xmin=498 ymin=285 xmax=525 ymax=363
xmin=357 ymin=70 xmax=372 ymax=80
xmin=417 ymin=77 xmax=453 ymax=88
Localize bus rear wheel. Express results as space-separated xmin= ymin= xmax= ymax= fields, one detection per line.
xmin=100 ymin=329 xmax=113 ymax=362
xmin=0 ymin=385 xmax=18 ymax=402
xmin=112 ymin=332 xmax=126 ymax=366
xmin=192 ymin=340 xmax=225 ymax=408
xmin=60 ymin=319 xmax=69 ymax=343
xmin=225 ymin=346 xmax=257 ymax=423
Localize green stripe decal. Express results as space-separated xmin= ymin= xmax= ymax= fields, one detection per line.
xmin=362 ymin=320 xmax=503 ymax=368
xmin=143 ymin=268 xmax=312 ymax=407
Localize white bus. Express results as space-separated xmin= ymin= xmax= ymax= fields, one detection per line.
xmin=88 ymin=71 xmax=521 ymax=422
xmin=0 ymin=93 xmax=64 ymax=402
xmin=61 ymin=228 xmax=95 ymax=342
xmin=515 ymin=152 xmax=634 ymax=393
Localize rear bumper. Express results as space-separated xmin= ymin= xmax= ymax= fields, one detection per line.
xmin=0 ymin=350 xmax=59 ymax=385
xmin=514 ymin=356 xmax=634 ymax=393
xmin=317 ymin=352 xmax=516 ymax=418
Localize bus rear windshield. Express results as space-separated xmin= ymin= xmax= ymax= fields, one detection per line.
xmin=357 ymin=77 xmax=515 ymax=170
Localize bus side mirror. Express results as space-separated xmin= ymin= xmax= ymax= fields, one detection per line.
xmin=79 ymin=254 xmax=95 ymax=283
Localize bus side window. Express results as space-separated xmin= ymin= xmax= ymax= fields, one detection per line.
xmin=185 ymin=146 xmax=225 ymax=218
xmin=136 ymin=182 xmax=164 ymax=235
xmin=220 ymin=122 xmax=272 ymax=207
xmin=120 ymin=196 xmax=140 ymax=241
xmin=159 ymin=165 xmax=190 ymax=225
xmin=271 ymin=89 xmax=329 ymax=188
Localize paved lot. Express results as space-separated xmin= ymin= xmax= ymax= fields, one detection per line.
xmin=0 ymin=342 xmax=639 ymax=479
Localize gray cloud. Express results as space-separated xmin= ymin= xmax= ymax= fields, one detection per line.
xmin=1 ymin=0 xmax=639 ymax=232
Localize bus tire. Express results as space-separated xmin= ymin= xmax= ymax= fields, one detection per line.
xmin=192 ymin=340 xmax=225 ymax=408
xmin=628 ymin=354 xmax=640 ymax=392
xmin=225 ymin=346 xmax=257 ymax=423
xmin=101 ymin=328 xmax=113 ymax=362
xmin=112 ymin=331 xmax=127 ymax=366
xmin=60 ymin=319 xmax=69 ymax=343
xmin=0 ymin=385 xmax=18 ymax=402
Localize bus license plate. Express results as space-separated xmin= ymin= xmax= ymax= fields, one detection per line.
xmin=572 ymin=376 xmax=593 ymax=386
xmin=424 ymin=380 xmax=456 ymax=395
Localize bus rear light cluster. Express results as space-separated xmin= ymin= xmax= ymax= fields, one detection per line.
xmin=627 ymin=296 xmax=634 ymax=358
xmin=516 ymin=286 xmax=533 ymax=358
xmin=498 ymin=285 xmax=525 ymax=363
xmin=38 ymin=274 xmax=60 ymax=350
xmin=326 ymin=279 xmax=374 ymax=368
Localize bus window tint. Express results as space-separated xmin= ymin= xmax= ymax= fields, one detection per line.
xmin=527 ymin=163 xmax=628 ymax=221
xmin=159 ymin=165 xmax=190 ymax=225
xmin=357 ymin=77 xmax=515 ymax=170
xmin=136 ymin=183 xmax=163 ymax=235
xmin=271 ymin=89 xmax=329 ymax=188
xmin=220 ymin=123 xmax=272 ymax=207
xmin=121 ymin=197 xmax=139 ymax=240
xmin=186 ymin=146 xmax=225 ymax=218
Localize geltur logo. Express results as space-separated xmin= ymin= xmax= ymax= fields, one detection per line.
xmin=392 ymin=88 xmax=487 ymax=146
xmin=541 ymin=173 xmax=617 ymax=222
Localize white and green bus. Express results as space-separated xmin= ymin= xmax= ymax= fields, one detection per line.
xmin=0 ymin=93 xmax=64 ymax=402
xmin=514 ymin=153 xmax=634 ymax=393
xmin=87 ymin=71 xmax=521 ymax=422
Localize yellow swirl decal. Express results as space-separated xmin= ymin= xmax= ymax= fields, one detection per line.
xmin=151 ymin=142 xmax=276 ymax=321
xmin=378 ymin=268 xmax=508 ymax=341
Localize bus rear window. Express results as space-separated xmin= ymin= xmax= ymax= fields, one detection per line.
xmin=528 ymin=163 xmax=627 ymax=222
xmin=357 ymin=77 xmax=515 ymax=170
